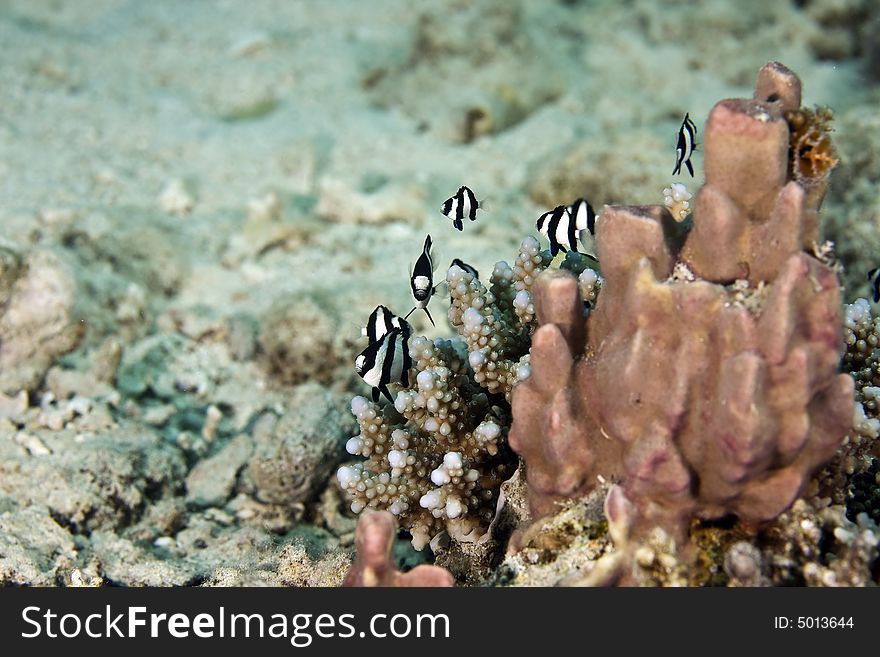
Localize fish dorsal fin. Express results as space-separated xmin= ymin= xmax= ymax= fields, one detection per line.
xmin=423 ymin=234 xmax=437 ymax=272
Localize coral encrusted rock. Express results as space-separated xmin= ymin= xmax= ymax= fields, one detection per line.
xmin=509 ymin=61 xmax=854 ymax=544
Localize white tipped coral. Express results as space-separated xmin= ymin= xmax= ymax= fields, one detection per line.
xmin=337 ymin=335 xmax=512 ymax=549
xmin=338 ymin=239 xmax=543 ymax=549
xmin=578 ymin=267 xmax=603 ymax=306
xmin=843 ymin=298 xmax=880 ymax=415
xmin=663 ymin=182 xmax=692 ymax=222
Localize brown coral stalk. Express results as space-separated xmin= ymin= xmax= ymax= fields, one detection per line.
xmin=509 ymin=62 xmax=854 ymax=549
xmin=343 ymin=512 xmax=454 ymax=587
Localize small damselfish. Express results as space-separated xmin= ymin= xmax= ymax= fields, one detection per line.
xmin=440 ymin=185 xmax=481 ymax=231
xmin=362 ymin=304 xmax=411 ymax=345
xmin=536 ymin=198 xmax=597 ymax=258
xmin=868 ymin=268 xmax=880 ymax=303
xmin=354 ymin=327 xmax=412 ymax=403
xmin=405 ymin=234 xmax=438 ymax=326
xmin=673 ymin=112 xmax=697 ymax=177
xmin=569 ymin=198 xmax=597 ymax=236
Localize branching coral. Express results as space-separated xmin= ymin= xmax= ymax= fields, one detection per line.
xmin=509 ymin=62 xmax=854 ymax=558
xmin=662 ymin=182 xmax=693 ymax=222
xmin=338 ymin=336 xmax=512 ymax=549
xmin=337 ymin=238 xmax=552 ymax=549
xmin=813 ymin=297 xmax=880 ymax=518
xmin=843 ymin=298 xmax=880 ymax=416
xmin=811 ymin=298 xmax=880 ymax=513
xmin=446 ymin=236 xmax=551 ymax=400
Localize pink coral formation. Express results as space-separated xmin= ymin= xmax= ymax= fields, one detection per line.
xmin=342 ymin=511 xmax=454 ymax=587
xmin=509 ymin=62 xmax=854 ymax=549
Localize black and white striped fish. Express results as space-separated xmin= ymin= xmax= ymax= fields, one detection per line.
xmin=672 ymin=113 xmax=697 ymax=177
xmin=536 ymin=199 xmax=597 ymax=258
xmin=354 ymin=327 xmax=412 ymax=404
xmin=440 ymin=186 xmax=481 ymax=231
xmin=362 ymin=305 xmax=411 ymax=344
xmin=450 ymin=258 xmax=479 ymax=280
xmin=569 ymin=198 xmax=596 ymax=237
xmin=405 ymin=235 xmax=438 ymax=326
xmin=868 ymin=268 xmax=880 ymax=303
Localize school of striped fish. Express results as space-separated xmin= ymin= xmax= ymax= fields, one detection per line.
xmin=354 ymin=115 xmax=702 ymax=403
